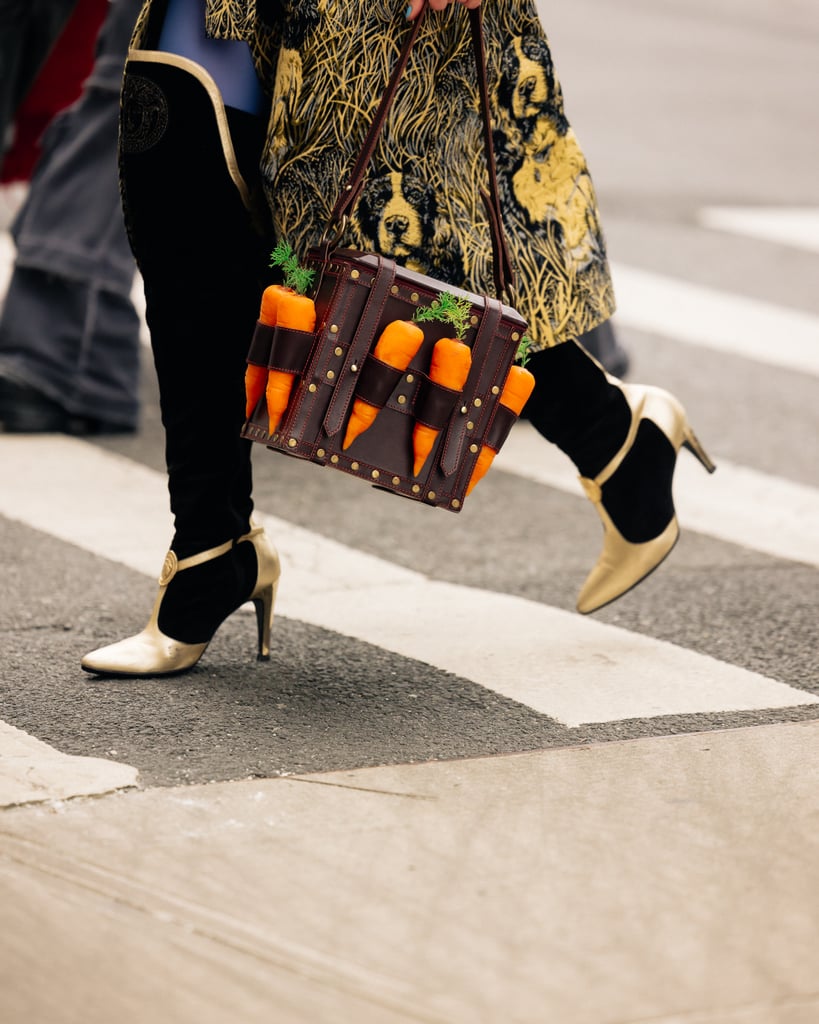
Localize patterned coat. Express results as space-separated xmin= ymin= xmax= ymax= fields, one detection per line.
xmin=131 ymin=0 xmax=615 ymax=349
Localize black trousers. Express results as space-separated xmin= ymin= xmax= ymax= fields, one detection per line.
xmin=119 ymin=54 xmax=269 ymax=557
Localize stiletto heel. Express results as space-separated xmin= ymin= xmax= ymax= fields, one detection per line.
xmin=682 ymin=425 xmax=716 ymax=474
xmin=81 ymin=526 xmax=281 ymax=676
xmin=252 ymin=579 xmax=277 ymax=661
xmin=576 ymin=383 xmax=716 ymax=614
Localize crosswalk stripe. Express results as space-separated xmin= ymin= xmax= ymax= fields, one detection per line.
xmin=0 ymin=234 xmax=14 ymax=299
xmin=5 ymin=228 xmax=819 ymax=372
xmin=610 ymin=261 xmax=819 ymax=377
xmin=1 ymin=435 xmax=814 ymax=727
xmin=496 ymin=422 xmax=819 ymax=570
xmin=5 ymin=230 xmax=819 ymax=375
xmin=128 ymin=258 xmax=819 ymax=368
xmin=698 ymin=206 xmax=819 ymax=255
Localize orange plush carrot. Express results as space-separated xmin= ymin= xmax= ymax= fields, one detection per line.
xmin=260 ymin=282 xmax=291 ymax=326
xmin=410 ymin=293 xmax=474 ymax=477
xmin=263 ymin=242 xmax=316 ymax=435
xmin=342 ymin=319 xmax=425 ymax=449
xmin=245 ymin=364 xmax=269 ymax=421
xmin=244 ymin=283 xmax=292 ymax=419
xmin=465 ymin=360 xmax=535 ymax=495
xmin=411 ymin=337 xmax=472 ymax=475
xmin=265 ymin=290 xmax=316 ymax=434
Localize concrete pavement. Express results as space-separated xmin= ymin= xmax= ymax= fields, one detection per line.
xmin=2 ymin=720 xmax=817 ymax=1023
xmin=0 ymin=720 xmax=137 ymax=806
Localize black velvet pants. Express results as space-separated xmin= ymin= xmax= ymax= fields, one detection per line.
xmin=119 ymin=53 xmax=270 ymax=558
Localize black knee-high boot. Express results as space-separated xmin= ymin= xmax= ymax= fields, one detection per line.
xmin=82 ymin=55 xmax=280 ymax=676
xmin=119 ymin=55 xmax=269 ymax=556
xmin=524 ymin=337 xmax=715 ymax=613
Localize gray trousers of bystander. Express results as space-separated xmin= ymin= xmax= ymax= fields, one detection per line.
xmin=0 ymin=0 xmax=143 ymax=433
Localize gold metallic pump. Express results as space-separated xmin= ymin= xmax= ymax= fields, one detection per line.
xmin=576 ymin=383 xmax=715 ymax=614
xmin=81 ymin=526 xmax=281 ymax=676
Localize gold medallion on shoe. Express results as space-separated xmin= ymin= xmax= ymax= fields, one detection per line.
xmin=158 ymin=550 xmax=178 ymax=586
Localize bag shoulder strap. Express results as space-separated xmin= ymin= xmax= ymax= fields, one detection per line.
xmin=325 ymin=7 xmax=515 ymax=302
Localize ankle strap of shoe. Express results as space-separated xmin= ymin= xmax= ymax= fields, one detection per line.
xmin=237 ymin=525 xmax=264 ymax=544
xmin=158 ymin=538 xmax=236 ymax=586
xmin=158 ymin=527 xmax=265 ymax=586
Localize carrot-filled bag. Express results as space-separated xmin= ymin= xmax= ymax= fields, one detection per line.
xmin=241 ymin=7 xmax=529 ymax=512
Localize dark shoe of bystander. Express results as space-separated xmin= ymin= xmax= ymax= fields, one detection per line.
xmin=0 ymin=375 xmax=135 ymax=434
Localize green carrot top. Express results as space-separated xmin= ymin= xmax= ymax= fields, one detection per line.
xmin=269 ymin=240 xmax=315 ymax=296
xmin=516 ymin=334 xmax=533 ymax=368
xmin=413 ymin=292 xmax=473 ymax=342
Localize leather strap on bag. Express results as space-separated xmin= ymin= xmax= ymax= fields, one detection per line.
xmin=325 ymin=6 xmax=515 ymax=302
xmin=440 ymin=296 xmax=503 ymax=476
xmin=322 ymin=256 xmax=398 ymax=437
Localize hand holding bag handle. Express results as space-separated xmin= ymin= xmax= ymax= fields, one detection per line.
xmin=324 ymin=5 xmax=516 ymax=304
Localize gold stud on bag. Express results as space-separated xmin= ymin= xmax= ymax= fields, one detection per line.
xmin=242 ymin=8 xmax=528 ymax=511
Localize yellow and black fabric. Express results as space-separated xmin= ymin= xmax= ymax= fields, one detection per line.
xmin=130 ymin=0 xmax=615 ymax=350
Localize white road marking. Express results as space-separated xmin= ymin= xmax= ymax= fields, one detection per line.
xmin=4 ymin=231 xmax=819 ymax=371
xmin=130 ymin=271 xmax=151 ymax=347
xmin=0 ymin=233 xmax=15 ymax=299
xmin=0 ymin=436 xmax=814 ymax=727
xmin=610 ymin=262 xmax=819 ymax=377
xmin=0 ymin=720 xmax=138 ymax=808
xmin=496 ymin=421 xmax=819 ymax=570
xmin=698 ymin=206 xmax=819 ymax=255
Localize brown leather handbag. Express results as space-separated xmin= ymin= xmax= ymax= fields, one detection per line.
xmin=242 ymin=8 xmax=528 ymax=512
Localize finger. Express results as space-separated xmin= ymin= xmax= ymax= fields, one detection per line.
xmin=404 ymin=0 xmax=426 ymax=19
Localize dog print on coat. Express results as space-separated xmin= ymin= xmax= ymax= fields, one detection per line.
xmin=268 ymin=0 xmax=321 ymax=162
xmin=356 ymin=169 xmax=465 ymax=280
xmin=140 ymin=0 xmax=617 ymax=347
xmin=494 ymin=35 xmax=602 ymax=268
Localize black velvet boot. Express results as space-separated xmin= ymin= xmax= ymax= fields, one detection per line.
xmin=524 ymin=339 xmax=715 ymax=613
xmin=118 ymin=54 xmax=270 ymax=556
xmin=82 ymin=54 xmax=280 ymax=676
xmin=577 ymin=320 xmax=630 ymax=378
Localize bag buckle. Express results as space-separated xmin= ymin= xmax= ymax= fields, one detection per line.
xmin=320 ymin=214 xmax=349 ymax=247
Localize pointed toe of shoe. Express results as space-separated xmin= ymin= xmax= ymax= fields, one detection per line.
xmin=576 ymin=518 xmax=680 ymax=614
xmin=81 ymin=630 xmax=207 ymax=677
